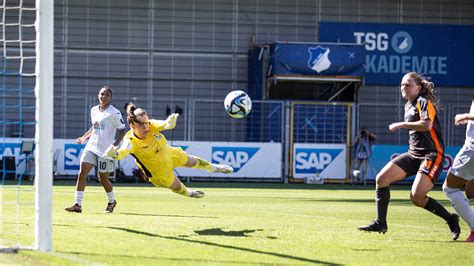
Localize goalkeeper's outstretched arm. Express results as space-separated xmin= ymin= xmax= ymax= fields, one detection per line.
xmin=163 ymin=113 xmax=179 ymax=130
xmin=105 ymin=140 xmax=131 ymax=160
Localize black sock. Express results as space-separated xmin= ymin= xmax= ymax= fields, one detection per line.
xmin=376 ymin=186 xmax=390 ymax=223
xmin=423 ymin=197 xmax=451 ymax=221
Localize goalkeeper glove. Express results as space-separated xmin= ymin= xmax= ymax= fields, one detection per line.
xmin=164 ymin=113 xmax=179 ymax=130
xmin=104 ymin=145 xmax=118 ymax=159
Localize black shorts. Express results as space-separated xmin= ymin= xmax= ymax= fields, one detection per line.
xmin=391 ymin=152 xmax=444 ymax=183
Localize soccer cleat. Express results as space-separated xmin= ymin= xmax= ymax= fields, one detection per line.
xmin=214 ymin=164 xmax=233 ymax=174
xmin=466 ymin=231 xmax=474 ymax=242
xmin=190 ymin=190 xmax=205 ymax=198
xmin=447 ymin=213 xmax=461 ymax=240
xmin=358 ymin=220 xmax=388 ymax=234
xmin=65 ymin=203 xmax=82 ymax=213
xmin=105 ymin=200 xmax=117 ymax=213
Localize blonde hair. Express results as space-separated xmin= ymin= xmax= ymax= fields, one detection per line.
xmin=404 ymin=72 xmax=440 ymax=108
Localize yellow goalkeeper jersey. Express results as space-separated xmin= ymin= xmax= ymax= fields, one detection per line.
xmin=115 ymin=119 xmax=171 ymax=177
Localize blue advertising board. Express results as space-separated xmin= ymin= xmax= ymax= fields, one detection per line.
xmin=365 ymin=145 xmax=461 ymax=184
xmin=268 ymin=42 xmax=365 ymax=77
xmin=319 ymin=22 xmax=474 ymax=86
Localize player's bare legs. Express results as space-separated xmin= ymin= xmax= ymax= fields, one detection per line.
xmin=76 ymin=162 xmax=94 ymax=191
xmin=65 ymin=162 xmax=94 ymax=212
xmin=99 ymin=171 xmax=116 ymax=213
xmin=98 ymin=172 xmax=113 ymax=193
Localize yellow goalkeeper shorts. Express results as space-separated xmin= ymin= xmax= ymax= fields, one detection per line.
xmin=149 ymin=146 xmax=188 ymax=188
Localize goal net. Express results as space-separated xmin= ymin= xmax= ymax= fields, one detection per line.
xmin=0 ymin=0 xmax=53 ymax=252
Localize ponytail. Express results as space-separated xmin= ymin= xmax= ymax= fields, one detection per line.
xmin=124 ymin=102 xmax=138 ymax=124
xmin=405 ymin=72 xmax=440 ymax=108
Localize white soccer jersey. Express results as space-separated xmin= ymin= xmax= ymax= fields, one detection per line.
xmin=467 ymin=100 xmax=474 ymax=145
xmin=84 ymin=105 xmax=126 ymax=157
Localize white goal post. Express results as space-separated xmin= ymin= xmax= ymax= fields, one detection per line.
xmin=34 ymin=0 xmax=53 ymax=252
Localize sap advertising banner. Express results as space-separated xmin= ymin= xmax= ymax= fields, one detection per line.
xmin=172 ymin=141 xmax=282 ymax=178
xmin=61 ymin=140 xmax=281 ymax=178
xmin=365 ymin=145 xmax=461 ymax=183
xmin=0 ymin=139 xmax=25 ymax=173
xmin=2 ymin=139 xmax=282 ymax=178
xmin=293 ymin=143 xmax=346 ymax=179
xmin=319 ymin=22 xmax=474 ymax=86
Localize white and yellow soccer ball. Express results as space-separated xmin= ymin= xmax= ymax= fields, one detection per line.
xmin=224 ymin=90 xmax=252 ymax=119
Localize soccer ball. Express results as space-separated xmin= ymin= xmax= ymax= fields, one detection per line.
xmin=224 ymin=90 xmax=252 ymax=119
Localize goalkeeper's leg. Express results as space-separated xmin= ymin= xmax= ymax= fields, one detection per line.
xmin=186 ymin=155 xmax=233 ymax=174
xmin=169 ymin=176 xmax=204 ymax=198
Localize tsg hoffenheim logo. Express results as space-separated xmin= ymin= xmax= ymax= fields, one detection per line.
xmin=391 ymin=31 xmax=413 ymax=54
xmin=212 ymin=147 xmax=259 ymax=172
xmin=308 ymin=46 xmax=331 ymax=73
xmin=64 ymin=144 xmax=84 ymax=170
xmin=294 ymin=148 xmax=343 ymax=174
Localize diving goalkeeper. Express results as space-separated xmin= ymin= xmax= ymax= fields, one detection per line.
xmin=105 ymin=102 xmax=233 ymax=198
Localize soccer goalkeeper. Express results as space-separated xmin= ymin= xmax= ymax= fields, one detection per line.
xmin=104 ymin=102 xmax=233 ymax=198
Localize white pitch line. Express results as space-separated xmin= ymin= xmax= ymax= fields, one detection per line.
xmin=256 ymin=210 xmax=447 ymax=231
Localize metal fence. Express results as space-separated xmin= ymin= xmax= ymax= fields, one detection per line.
xmin=4 ymin=94 xmax=468 ymax=147
xmin=68 ymin=97 xmax=286 ymax=143
xmin=190 ymin=99 xmax=285 ymax=142
xmin=358 ymin=102 xmax=471 ymax=147
xmin=291 ymin=102 xmax=351 ymax=145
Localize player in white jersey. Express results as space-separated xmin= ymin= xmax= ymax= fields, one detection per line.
xmin=65 ymin=86 xmax=126 ymax=213
xmin=443 ymin=100 xmax=474 ymax=242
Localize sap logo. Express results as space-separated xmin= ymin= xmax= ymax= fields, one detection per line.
xmin=294 ymin=148 xmax=342 ymax=174
xmin=212 ymin=147 xmax=259 ymax=172
xmin=64 ymin=144 xmax=85 ymax=170
xmin=0 ymin=143 xmax=21 ymax=157
xmin=307 ymin=46 xmax=331 ymax=73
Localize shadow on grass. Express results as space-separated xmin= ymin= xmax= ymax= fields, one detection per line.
xmin=194 ymin=228 xmax=263 ymax=237
xmin=120 ymin=212 xmax=217 ymax=219
xmin=107 ymin=226 xmax=341 ymax=265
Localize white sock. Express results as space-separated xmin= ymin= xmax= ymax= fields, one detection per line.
xmin=444 ymin=186 xmax=474 ymax=230
xmin=210 ymin=164 xmax=218 ymax=172
xmin=75 ymin=191 xmax=84 ymax=206
xmin=106 ymin=191 xmax=115 ymax=203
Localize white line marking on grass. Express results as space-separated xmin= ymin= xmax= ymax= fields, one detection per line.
xmin=3 ymin=245 xmax=104 ymax=265
xmin=50 ymin=251 xmax=105 ymax=266
xmin=256 ymin=210 xmax=443 ymax=231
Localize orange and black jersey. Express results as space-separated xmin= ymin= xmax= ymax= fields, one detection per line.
xmin=404 ymin=95 xmax=444 ymax=158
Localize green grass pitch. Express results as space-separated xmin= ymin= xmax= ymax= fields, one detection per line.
xmin=1 ymin=181 xmax=473 ymax=265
